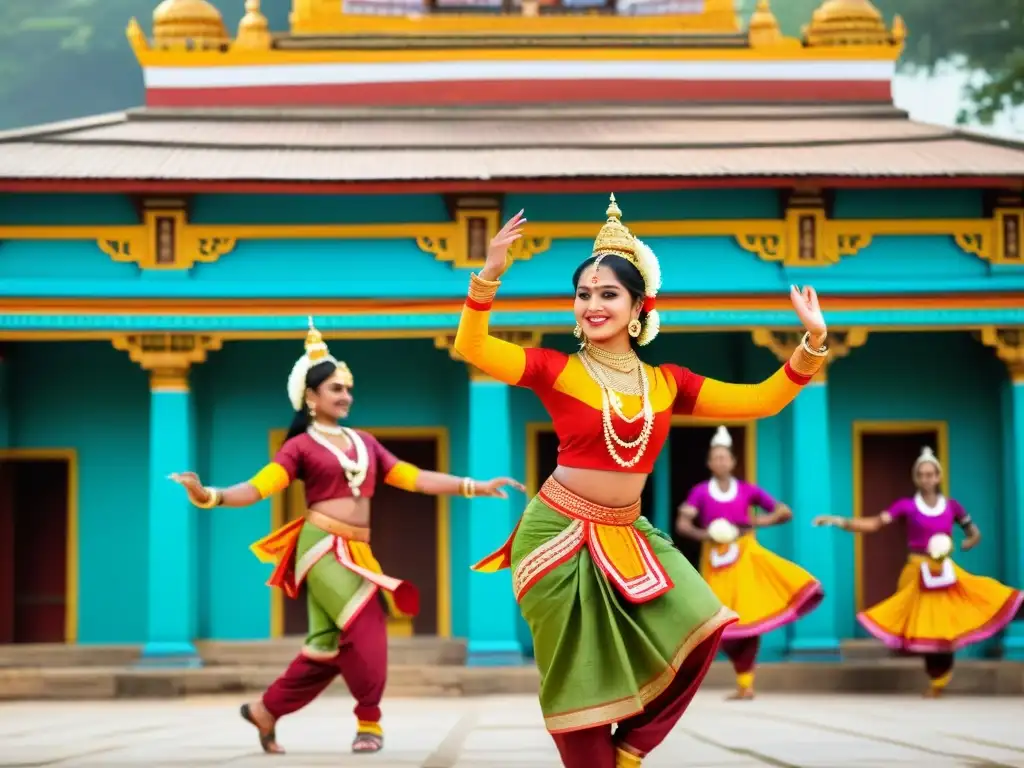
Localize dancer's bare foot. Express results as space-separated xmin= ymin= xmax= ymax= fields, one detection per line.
xmin=240 ymin=701 xmax=284 ymax=753
xmin=726 ymin=687 xmax=755 ymax=701
xmin=352 ymin=731 xmax=383 ymax=753
xmin=922 ymin=687 xmax=944 ymax=699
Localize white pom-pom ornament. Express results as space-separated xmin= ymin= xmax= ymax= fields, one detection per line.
xmin=927 ymin=533 xmax=953 ymax=561
xmin=707 ymin=518 xmax=739 ymax=545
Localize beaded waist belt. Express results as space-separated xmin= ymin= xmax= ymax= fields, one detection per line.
xmin=306 ymin=509 xmax=371 ymax=543
xmin=538 ymin=476 xmax=641 ymax=526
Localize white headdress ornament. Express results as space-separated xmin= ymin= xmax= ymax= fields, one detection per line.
xmin=710 ymin=425 xmax=733 ymax=449
xmin=286 ymin=316 xmax=352 ymax=411
xmin=913 ymin=445 xmax=942 ymax=475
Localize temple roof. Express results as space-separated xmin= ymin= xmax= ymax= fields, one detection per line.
xmin=0 ymin=104 xmax=1023 ymax=188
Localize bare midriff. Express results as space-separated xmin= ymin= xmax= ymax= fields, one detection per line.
xmin=552 ymin=465 xmax=648 ymax=509
xmin=308 ymin=497 xmax=371 ymax=528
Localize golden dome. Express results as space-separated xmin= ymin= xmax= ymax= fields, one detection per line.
xmin=803 ymin=0 xmax=890 ymax=47
xmin=153 ymin=0 xmax=229 ymax=49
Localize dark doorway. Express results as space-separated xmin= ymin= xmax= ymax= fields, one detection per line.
xmin=0 ymin=458 xmax=70 ymax=644
xmin=669 ymin=425 xmax=749 ymax=570
xmin=857 ymin=429 xmax=938 ymax=612
xmin=282 ymin=436 xmax=441 ymax=637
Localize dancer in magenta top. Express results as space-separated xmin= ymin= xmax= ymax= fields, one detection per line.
xmin=676 ymin=426 xmax=823 ymax=700
xmin=816 ymin=446 xmax=1023 ymax=697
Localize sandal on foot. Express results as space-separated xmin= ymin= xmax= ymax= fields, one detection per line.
xmin=352 ymin=732 xmax=383 ymax=754
xmin=240 ymin=703 xmax=283 ymax=754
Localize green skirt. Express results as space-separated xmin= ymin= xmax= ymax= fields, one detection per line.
xmin=292 ymin=522 xmax=417 ymax=658
xmin=480 ymin=490 xmax=737 ymax=734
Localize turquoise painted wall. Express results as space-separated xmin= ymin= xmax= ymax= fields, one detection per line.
xmin=4 ymin=189 xmax=1023 ymax=300
xmin=7 ymin=341 xmax=150 ymax=644
xmin=2 ymin=330 xmax=1015 ymax=649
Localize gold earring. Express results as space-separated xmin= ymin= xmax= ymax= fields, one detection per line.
xmin=307 ymin=403 xmax=316 ymax=418
xmin=628 ymin=319 xmax=642 ymax=338
xmin=573 ymin=323 xmax=582 ymax=339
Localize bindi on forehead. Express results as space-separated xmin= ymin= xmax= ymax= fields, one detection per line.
xmin=578 ymin=266 xmax=620 ymax=290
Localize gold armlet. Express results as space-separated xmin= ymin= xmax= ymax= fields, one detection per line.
xmin=468 ymin=273 xmax=501 ymax=304
xmin=788 ymin=332 xmax=829 ymax=378
xmin=192 ymin=487 xmax=222 ymax=509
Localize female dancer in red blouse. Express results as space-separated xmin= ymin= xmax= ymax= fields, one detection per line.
xmin=172 ymin=321 xmax=522 ymax=755
xmin=455 ymin=197 xmax=830 ymax=768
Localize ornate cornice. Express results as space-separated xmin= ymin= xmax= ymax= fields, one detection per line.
xmin=112 ymin=333 xmax=223 ymax=390
xmin=2 ymin=210 xmax=1021 ymax=271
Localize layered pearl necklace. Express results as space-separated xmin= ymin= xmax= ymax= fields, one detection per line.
xmin=308 ymin=421 xmax=370 ymax=497
xmin=578 ymin=348 xmax=655 ymax=469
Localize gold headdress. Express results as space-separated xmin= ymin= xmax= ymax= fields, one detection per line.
xmin=590 ymin=194 xmax=663 ymax=346
xmin=287 ymin=316 xmax=353 ymax=410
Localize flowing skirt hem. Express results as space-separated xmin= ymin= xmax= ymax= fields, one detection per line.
xmin=858 ymin=589 xmax=1024 ymax=654
xmin=723 ymin=581 xmax=825 ymax=640
xmin=542 ymin=605 xmax=738 ymax=735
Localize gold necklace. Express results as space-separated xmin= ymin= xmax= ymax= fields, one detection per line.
xmin=585 ymin=344 xmax=639 ymax=374
xmin=582 ymin=350 xmax=644 ymax=397
xmin=578 ymin=352 xmax=655 ymax=468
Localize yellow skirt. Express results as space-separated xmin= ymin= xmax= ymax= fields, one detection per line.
xmin=700 ymin=534 xmax=823 ymax=639
xmin=858 ymin=555 xmax=1023 ymax=654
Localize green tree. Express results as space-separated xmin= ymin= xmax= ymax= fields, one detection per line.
xmin=872 ymin=0 xmax=1024 ymax=125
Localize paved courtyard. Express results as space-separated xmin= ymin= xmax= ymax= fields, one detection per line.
xmin=1 ymin=691 xmax=1022 ymax=767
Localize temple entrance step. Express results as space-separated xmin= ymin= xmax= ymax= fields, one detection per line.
xmin=0 ymin=636 xmax=467 ymax=669
xmin=3 ymin=659 xmax=1023 ymax=701
xmin=840 ymin=638 xmax=892 ymax=661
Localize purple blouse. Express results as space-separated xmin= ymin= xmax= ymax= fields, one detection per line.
xmin=886 ymin=494 xmax=968 ymax=552
xmin=685 ymin=478 xmax=777 ymax=529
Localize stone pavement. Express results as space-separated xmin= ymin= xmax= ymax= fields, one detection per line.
xmin=1 ymin=691 xmax=1022 ymax=768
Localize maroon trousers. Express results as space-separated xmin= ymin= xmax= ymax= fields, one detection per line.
xmin=721 ymin=636 xmax=760 ymax=675
xmin=550 ymin=624 xmax=726 ymax=768
xmin=262 ymin=597 xmax=388 ymax=724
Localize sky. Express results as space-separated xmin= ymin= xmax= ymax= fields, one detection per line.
xmin=894 ymin=69 xmax=1024 ymax=139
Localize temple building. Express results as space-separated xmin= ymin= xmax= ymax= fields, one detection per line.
xmin=1 ymin=0 xmax=1023 ymax=666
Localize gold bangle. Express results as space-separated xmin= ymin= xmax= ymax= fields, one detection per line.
xmin=193 ymin=487 xmax=222 ymax=509
xmin=464 ymin=478 xmax=476 ymax=498
xmin=801 ymin=332 xmax=828 ymax=356
xmin=468 ymin=273 xmax=501 ymax=304
xmin=789 ymin=333 xmax=829 ymax=378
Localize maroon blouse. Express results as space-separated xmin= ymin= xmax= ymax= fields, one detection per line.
xmin=273 ymin=430 xmax=400 ymax=504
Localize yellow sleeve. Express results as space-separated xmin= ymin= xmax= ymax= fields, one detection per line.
xmin=248 ymin=462 xmax=291 ymax=500
xmin=691 ymin=336 xmax=828 ymax=419
xmin=453 ymin=272 xmax=527 ymax=386
xmin=384 ymin=461 xmax=420 ymax=492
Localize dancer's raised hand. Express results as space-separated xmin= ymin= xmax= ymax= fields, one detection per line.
xmin=789 ymin=285 xmax=827 ymax=347
xmin=479 ymin=210 xmax=527 ymax=282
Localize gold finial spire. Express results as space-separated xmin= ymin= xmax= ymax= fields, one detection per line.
xmin=748 ymin=0 xmax=782 ymax=46
xmin=235 ymin=0 xmax=271 ymax=51
xmin=305 ymin=316 xmax=329 ymax=362
xmin=891 ymin=13 xmax=906 ymax=46
xmin=125 ymin=18 xmax=149 ymax=50
xmin=606 ymin=193 xmax=622 ymax=221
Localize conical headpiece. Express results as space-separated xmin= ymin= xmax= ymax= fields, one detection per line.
xmin=287 ymin=316 xmax=352 ymax=411
xmin=592 ymin=194 xmax=640 ymax=264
